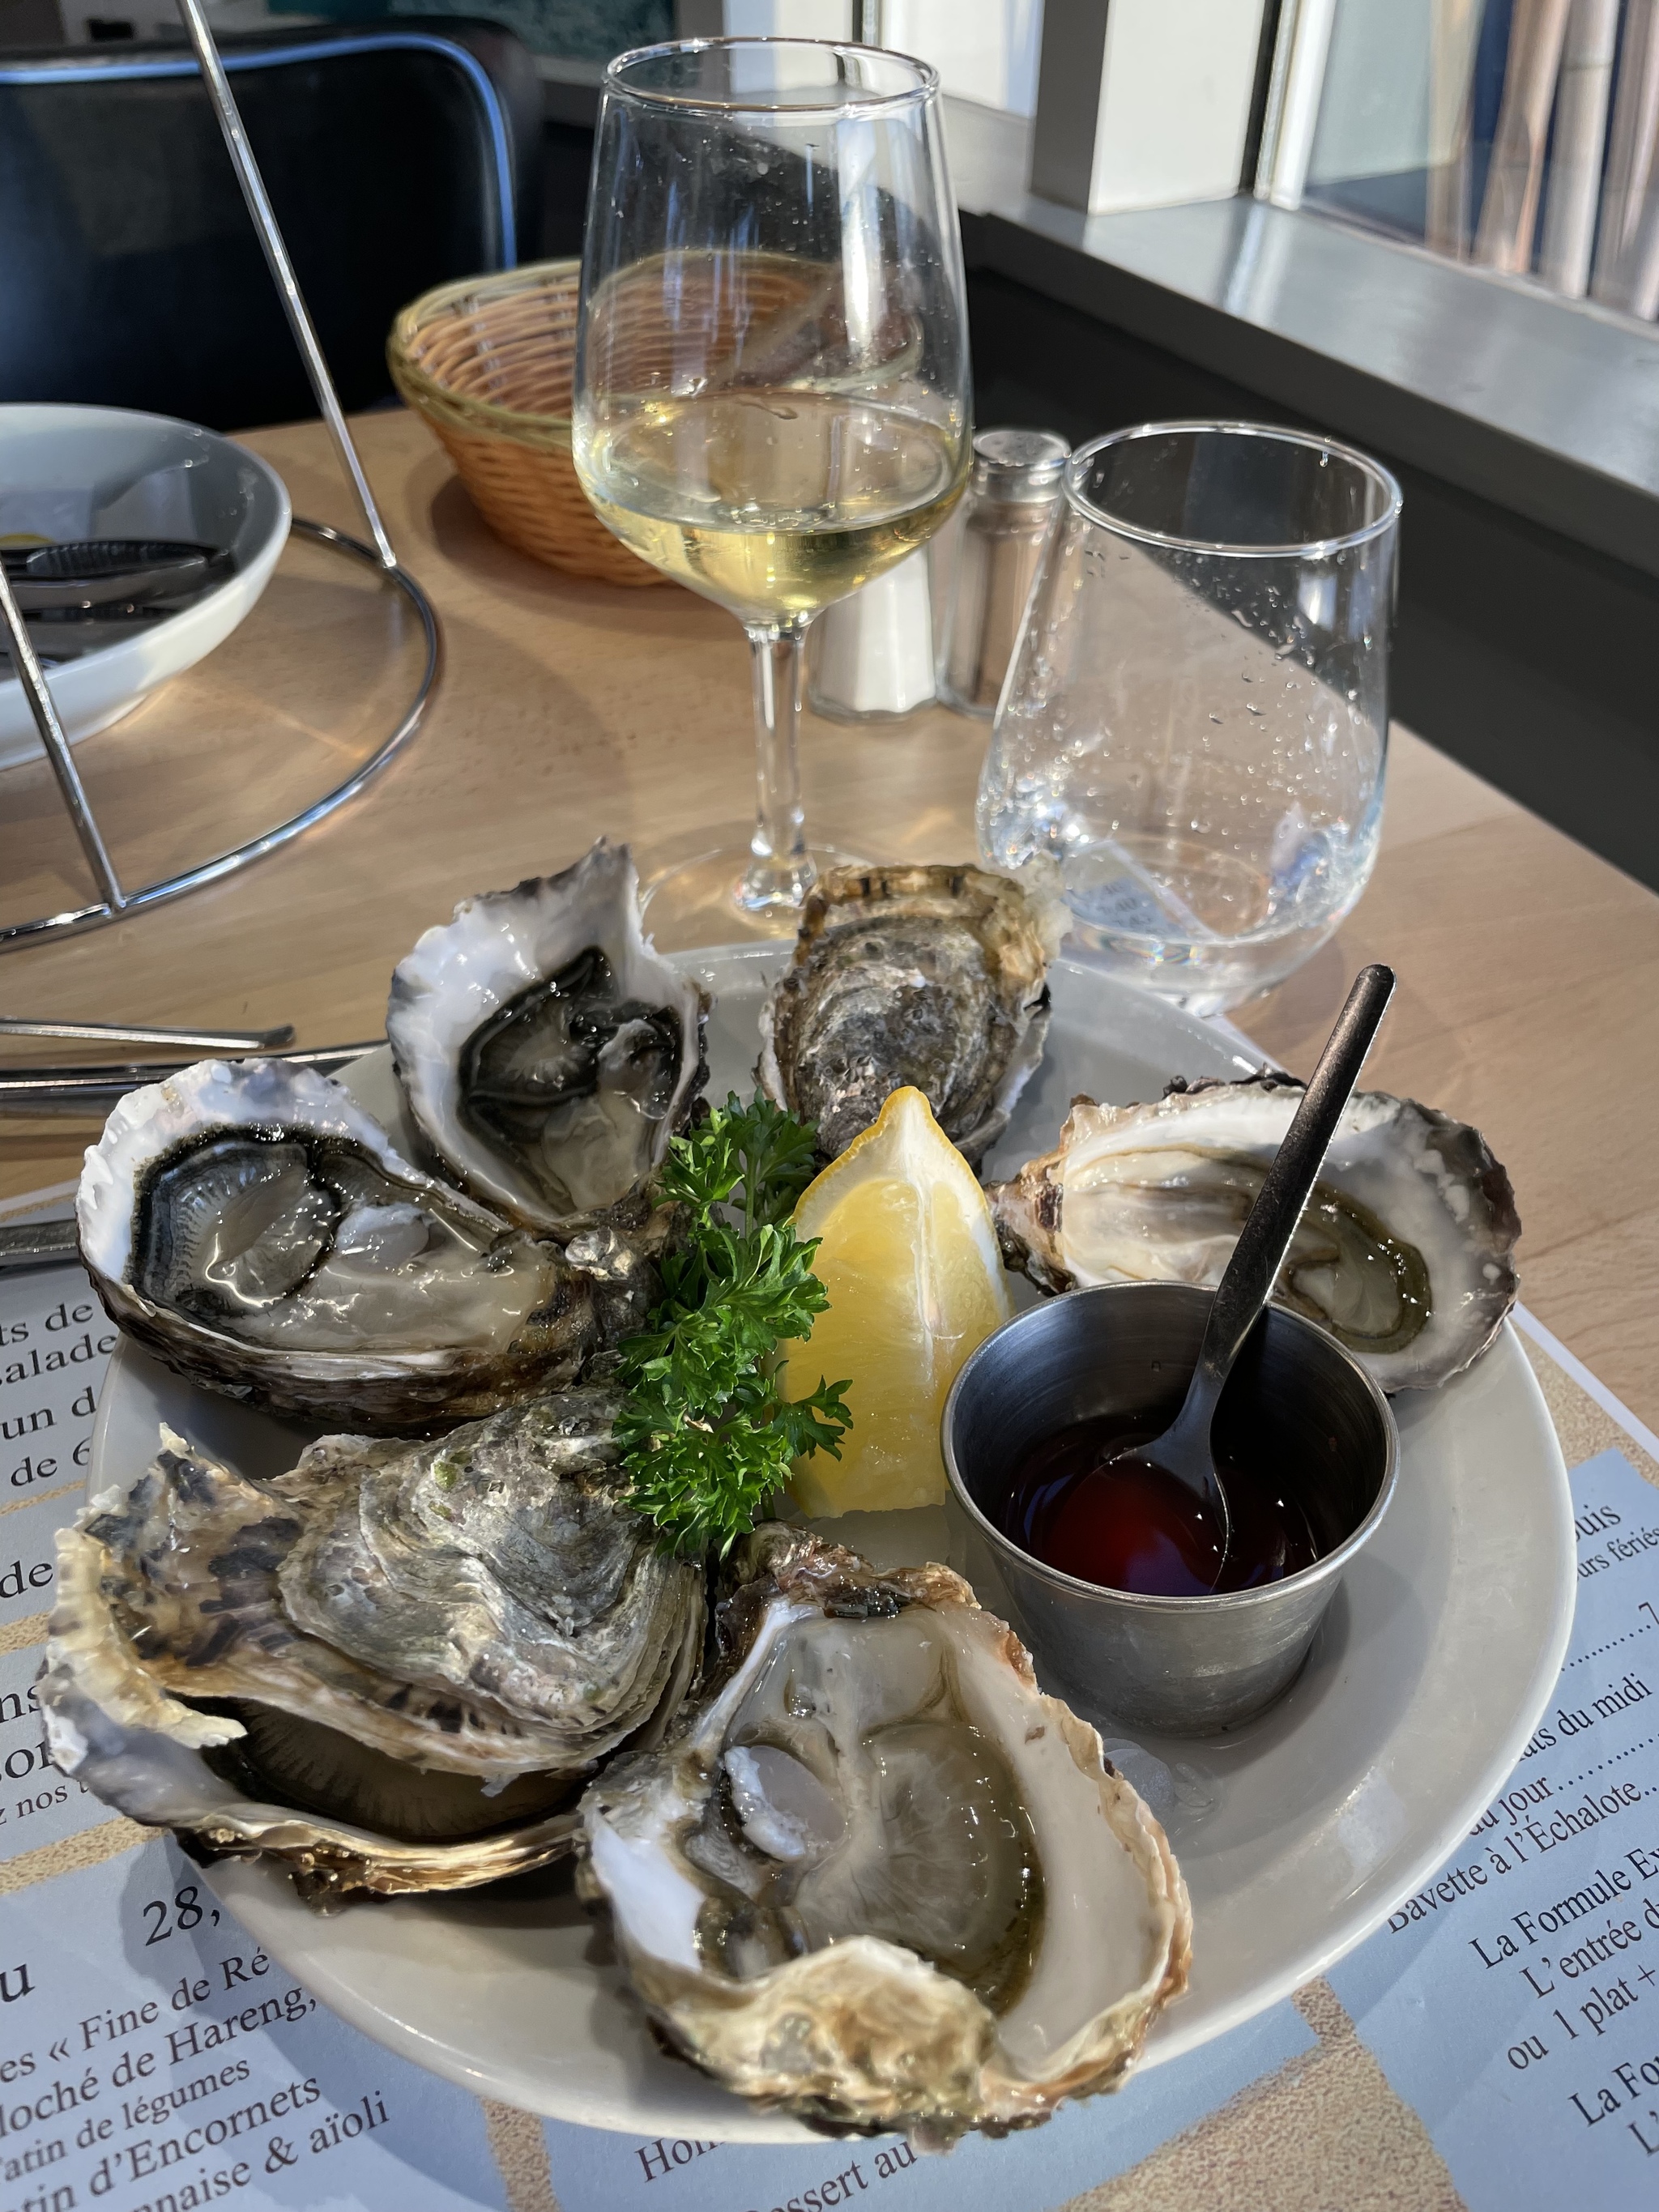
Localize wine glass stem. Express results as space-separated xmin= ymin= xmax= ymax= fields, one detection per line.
xmin=739 ymin=616 xmax=816 ymax=914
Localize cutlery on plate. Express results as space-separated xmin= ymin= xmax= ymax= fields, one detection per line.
xmin=0 ymin=1219 xmax=79 ymax=1274
xmin=0 ymin=1017 xmax=295 ymax=1051
xmin=1098 ymin=963 xmax=1397 ymax=1586
xmin=0 ymin=1041 xmax=380 ymax=1114
xmin=1 ymin=540 xmax=233 ymax=611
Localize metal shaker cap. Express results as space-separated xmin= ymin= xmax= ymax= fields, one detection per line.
xmin=970 ymin=428 xmax=1070 ymax=503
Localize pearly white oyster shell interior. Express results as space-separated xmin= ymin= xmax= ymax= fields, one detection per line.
xmin=77 ymin=1056 xmax=659 ymax=1433
xmin=579 ymin=1529 xmax=1190 ymax=2143
xmin=989 ymin=1076 xmax=1520 ymax=1390
xmin=387 ymin=839 xmax=708 ymax=1232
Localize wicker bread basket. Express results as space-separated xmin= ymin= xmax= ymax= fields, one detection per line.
xmin=387 ymin=259 xmax=662 ymax=586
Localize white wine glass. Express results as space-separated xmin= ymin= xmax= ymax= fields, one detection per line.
xmin=574 ymin=37 xmax=971 ymax=941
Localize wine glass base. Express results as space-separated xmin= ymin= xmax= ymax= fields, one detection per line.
xmin=638 ymin=836 xmax=866 ymax=953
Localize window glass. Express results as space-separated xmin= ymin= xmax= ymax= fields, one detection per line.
xmin=725 ymin=0 xmax=1043 ymax=114
xmin=1282 ymin=0 xmax=1659 ymax=319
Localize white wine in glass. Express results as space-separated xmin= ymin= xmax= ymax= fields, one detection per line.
xmin=574 ymin=47 xmax=971 ymax=940
xmin=582 ymin=390 xmax=963 ymax=620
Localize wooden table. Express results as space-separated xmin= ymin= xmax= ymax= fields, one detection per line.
xmin=3 ymin=407 xmax=1656 ymax=1431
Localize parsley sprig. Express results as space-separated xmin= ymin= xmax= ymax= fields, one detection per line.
xmin=617 ymin=1093 xmax=851 ymax=1558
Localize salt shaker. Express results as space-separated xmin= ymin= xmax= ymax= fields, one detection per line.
xmin=808 ymin=548 xmax=936 ymax=721
xmin=939 ymin=428 xmax=1070 ymax=717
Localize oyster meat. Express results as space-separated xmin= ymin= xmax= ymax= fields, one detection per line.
xmin=580 ymin=1528 xmax=1190 ymax=2143
xmin=388 ymin=840 xmax=708 ymax=1232
xmin=991 ymin=1076 xmax=1520 ymax=1390
xmin=77 ymin=1057 xmax=657 ymax=1433
xmin=759 ymin=863 xmax=1065 ymax=1164
xmin=40 ymin=1389 xmax=704 ymax=1901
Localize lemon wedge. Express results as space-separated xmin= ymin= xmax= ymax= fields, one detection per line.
xmin=783 ymin=1085 xmax=1013 ymax=1515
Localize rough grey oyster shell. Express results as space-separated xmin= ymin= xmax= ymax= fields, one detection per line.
xmin=387 ymin=839 xmax=709 ymax=1234
xmin=990 ymin=1076 xmax=1520 ymax=1390
xmin=758 ymin=862 xmax=1065 ymax=1164
xmin=40 ymin=1390 xmax=704 ymax=1903
xmin=76 ymin=1056 xmax=659 ymax=1434
xmin=579 ymin=1528 xmax=1190 ymax=2144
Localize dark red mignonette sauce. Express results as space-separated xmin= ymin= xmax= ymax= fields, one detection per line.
xmin=1002 ymin=1413 xmax=1321 ymax=1596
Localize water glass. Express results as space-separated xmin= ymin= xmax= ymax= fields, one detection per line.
xmin=978 ymin=422 xmax=1401 ymax=1012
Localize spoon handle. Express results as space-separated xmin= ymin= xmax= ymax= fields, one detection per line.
xmin=1186 ymin=963 xmax=1397 ymax=1430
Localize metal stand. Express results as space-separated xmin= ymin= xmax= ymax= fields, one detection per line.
xmin=0 ymin=0 xmax=443 ymax=954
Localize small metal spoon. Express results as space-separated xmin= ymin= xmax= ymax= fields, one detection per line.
xmin=1103 ymin=962 xmax=1397 ymax=1586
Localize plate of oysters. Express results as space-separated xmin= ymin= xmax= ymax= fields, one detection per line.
xmin=45 ymin=843 xmax=1573 ymax=2146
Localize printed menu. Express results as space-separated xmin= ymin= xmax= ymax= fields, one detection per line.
xmin=1331 ymin=1444 xmax=1659 ymax=2210
xmin=2 ymin=1199 xmax=1656 ymax=2212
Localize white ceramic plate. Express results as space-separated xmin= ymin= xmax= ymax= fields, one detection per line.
xmin=0 ymin=404 xmax=291 ymax=767
xmin=91 ymin=950 xmax=1575 ymax=2141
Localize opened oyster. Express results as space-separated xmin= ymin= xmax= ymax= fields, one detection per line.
xmin=388 ymin=840 xmax=708 ymax=1232
xmin=580 ymin=1528 xmax=1190 ymax=2143
xmin=991 ymin=1076 xmax=1520 ymax=1390
xmin=759 ymin=863 xmax=1064 ymax=1164
xmin=77 ymin=1056 xmax=657 ymax=1434
xmin=41 ymin=1390 xmax=704 ymax=1901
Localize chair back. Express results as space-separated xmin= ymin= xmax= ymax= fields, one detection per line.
xmin=0 ymin=19 xmax=542 ymax=428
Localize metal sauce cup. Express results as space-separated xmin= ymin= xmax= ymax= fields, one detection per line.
xmin=942 ymin=1282 xmax=1398 ymax=1733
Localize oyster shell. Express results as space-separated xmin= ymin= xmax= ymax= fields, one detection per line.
xmin=991 ymin=1076 xmax=1520 ymax=1390
xmin=77 ymin=1057 xmax=658 ymax=1434
xmin=759 ymin=863 xmax=1065 ymax=1164
xmin=40 ymin=1391 xmax=704 ymax=1902
xmin=579 ymin=1528 xmax=1190 ymax=2144
xmin=387 ymin=840 xmax=708 ymax=1233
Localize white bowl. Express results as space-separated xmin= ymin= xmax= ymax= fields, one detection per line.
xmin=0 ymin=403 xmax=291 ymax=769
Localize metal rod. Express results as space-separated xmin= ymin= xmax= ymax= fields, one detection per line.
xmin=0 ymin=558 xmax=126 ymax=914
xmin=172 ymin=0 xmax=399 ymax=569
xmin=1 ymin=523 xmax=439 ymax=954
xmin=0 ymin=1018 xmax=295 ymax=1050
